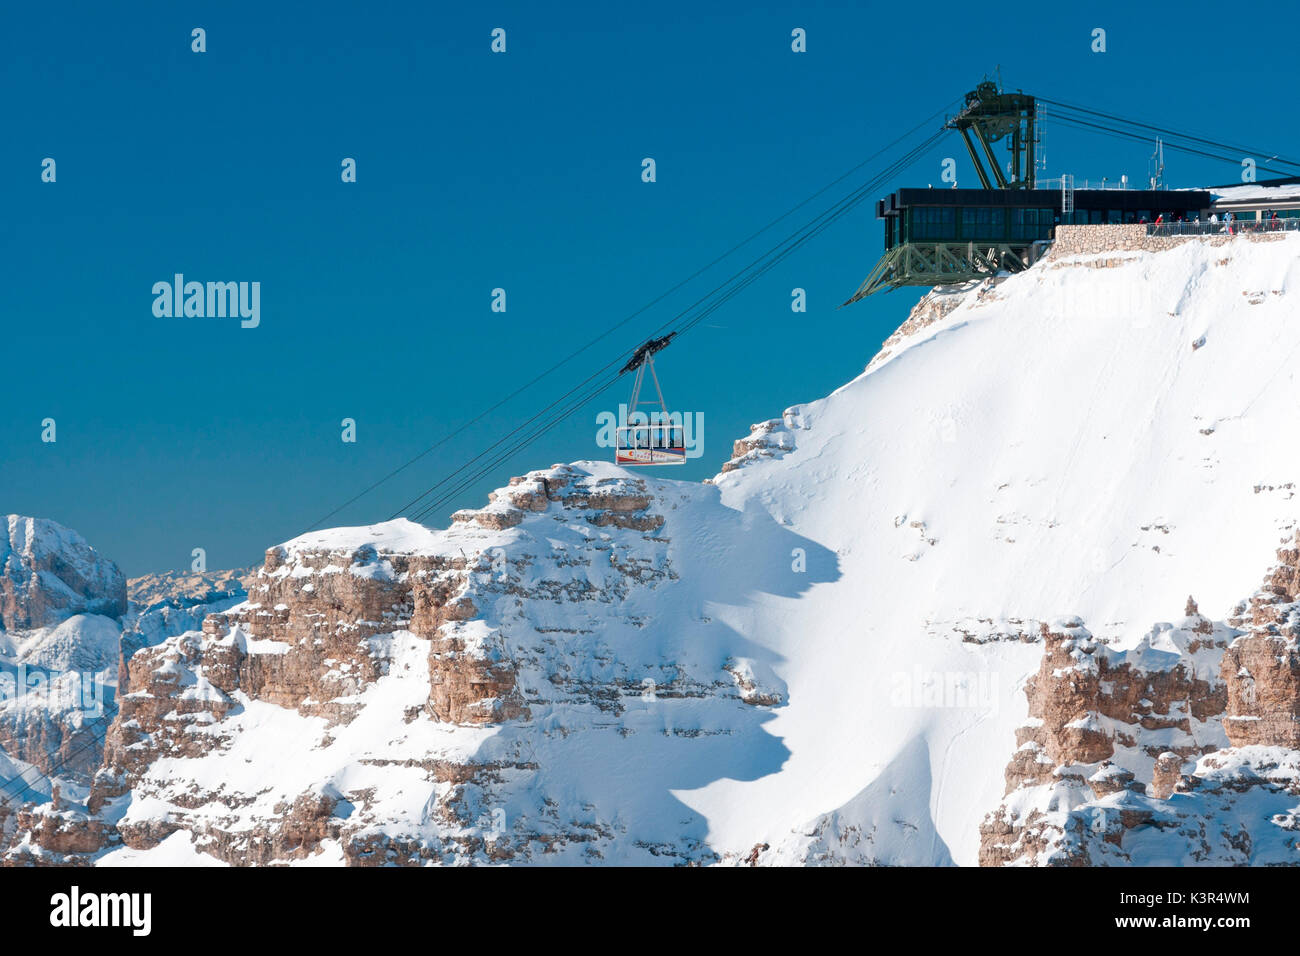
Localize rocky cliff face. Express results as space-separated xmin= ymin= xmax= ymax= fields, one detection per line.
xmin=981 ymin=536 xmax=1300 ymax=866
xmin=1221 ymin=539 xmax=1300 ymax=749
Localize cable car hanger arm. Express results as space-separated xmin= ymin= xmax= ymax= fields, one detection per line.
xmin=619 ymin=332 xmax=677 ymax=375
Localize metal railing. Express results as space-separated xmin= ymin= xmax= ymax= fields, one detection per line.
xmin=1147 ymin=218 xmax=1300 ymax=236
xmin=1036 ymin=177 xmax=1149 ymax=191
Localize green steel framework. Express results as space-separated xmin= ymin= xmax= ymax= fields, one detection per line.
xmin=948 ymin=80 xmax=1038 ymax=192
xmin=843 ymin=240 xmax=1033 ymax=306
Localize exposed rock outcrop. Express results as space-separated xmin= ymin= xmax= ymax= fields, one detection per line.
xmin=982 ymin=535 xmax=1300 ymax=866
xmin=864 ymin=280 xmax=998 ymax=371
xmin=718 ymin=408 xmax=806 ymax=475
xmin=979 ymin=609 xmax=1232 ymax=866
xmin=1221 ymin=537 xmax=1300 ymax=748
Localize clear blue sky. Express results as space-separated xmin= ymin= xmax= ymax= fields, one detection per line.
xmin=3 ymin=0 xmax=1295 ymax=576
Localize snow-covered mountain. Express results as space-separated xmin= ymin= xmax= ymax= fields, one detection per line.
xmin=1 ymin=516 xmax=126 ymax=634
xmin=7 ymin=232 xmax=1300 ymax=865
xmin=0 ymin=520 xmax=251 ymax=823
xmin=0 ymin=517 xmax=125 ymax=793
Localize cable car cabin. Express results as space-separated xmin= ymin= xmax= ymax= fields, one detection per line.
xmin=615 ymin=422 xmax=687 ymax=466
xmin=845 ymin=186 xmax=1211 ymax=303
xmin=612 ymin=332 xmax=687 ymax=466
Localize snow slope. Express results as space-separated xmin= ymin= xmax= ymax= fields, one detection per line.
xmin=694 ymin=236 xmax=1300 ymax=863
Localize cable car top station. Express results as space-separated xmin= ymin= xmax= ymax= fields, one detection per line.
xmin=843 ymin=80 xmax=1222 ymax=304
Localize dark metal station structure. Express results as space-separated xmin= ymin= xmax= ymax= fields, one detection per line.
xmin=844 ymin=81 xmax=1211 ymax=304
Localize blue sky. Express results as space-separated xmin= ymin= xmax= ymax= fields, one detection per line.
xmin=3 ymin=0 xmax=1296 ymax=575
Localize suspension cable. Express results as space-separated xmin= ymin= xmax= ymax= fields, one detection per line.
xmin=307 ymin=101 xmax=961 ymax=531
xmin=1039 ymin=96 xmax=1300 ymax=172
xmin=404 ymin=128 xmax=950 ymax=524
xmin=1047 ymin=112 xmax=1300 ymax=180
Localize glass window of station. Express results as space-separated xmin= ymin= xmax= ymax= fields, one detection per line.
xmin=889 ymin=202 xmax=1208 ymax=247
xmin=896 ymin=205 xmax=1055 ymax=245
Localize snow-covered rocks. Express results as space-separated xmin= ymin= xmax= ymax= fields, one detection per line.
xmin=718 ymin=409 xmax=805 ymax=474
xmin=0 ymin=521 xmax=255 ymax=861
xmin=0 ymin=518 xmax=126 ymax=804
xmin=69 ymin=463 xmax=800 ymax=863
xmin=0 ymin=516 xmax=126 ymax=631
xmin=982 ymin=535 xmax=1300 ymax=866
xmin=980 ymin=609 xmax=1233 ymax=866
